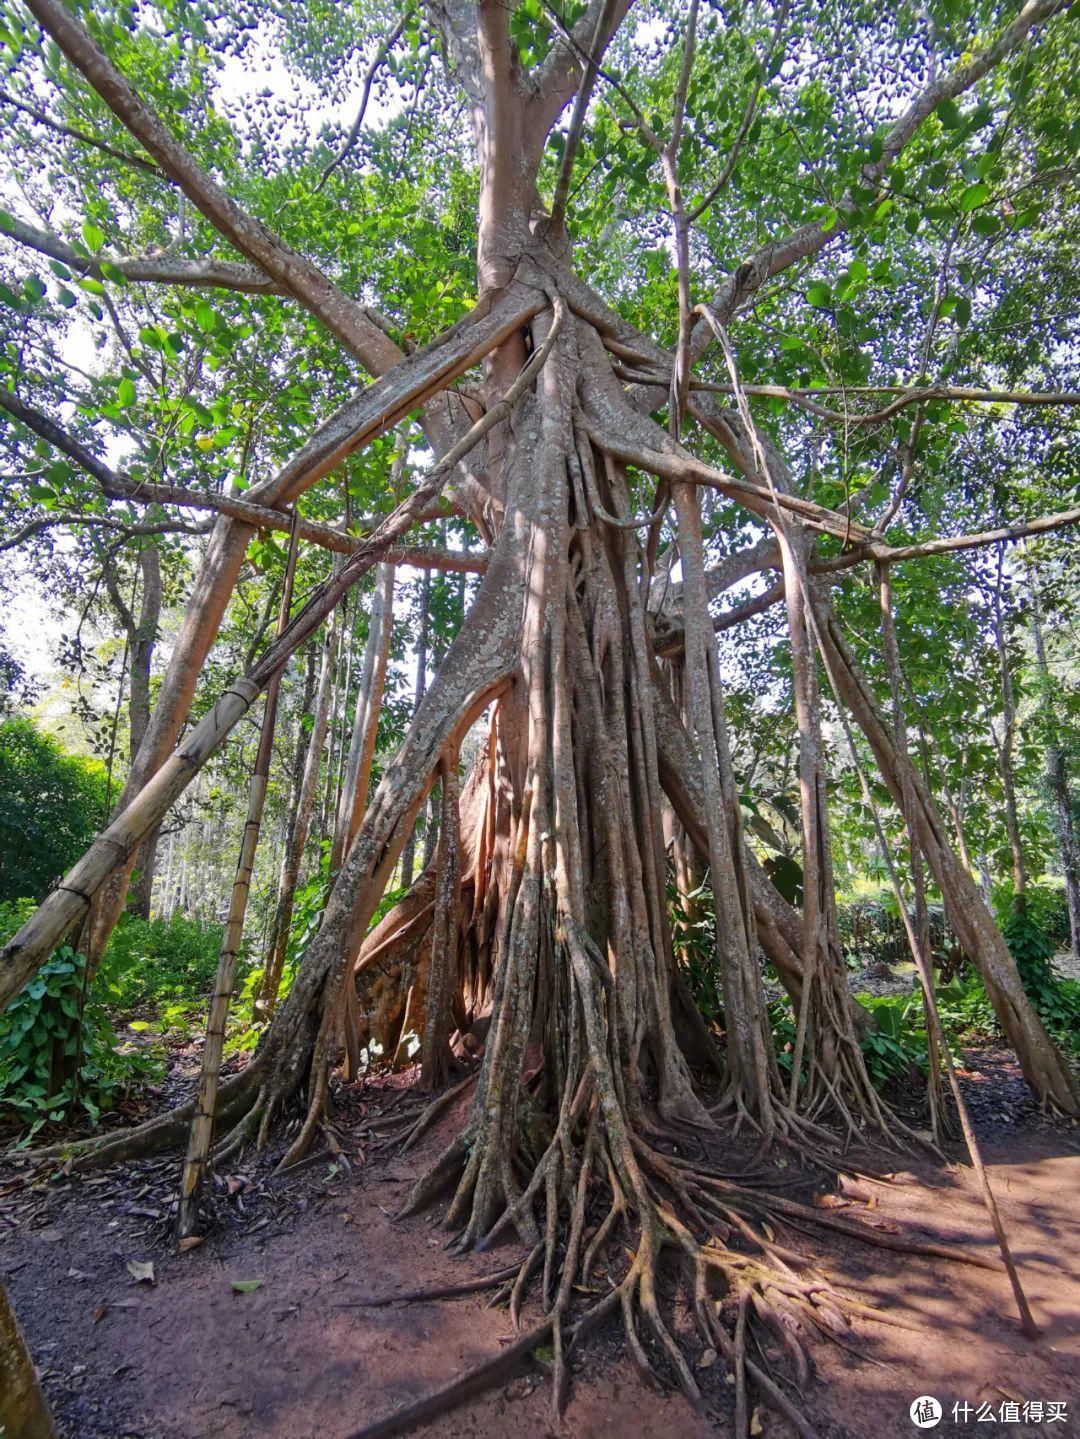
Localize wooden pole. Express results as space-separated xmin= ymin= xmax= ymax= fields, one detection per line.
xmin=176 ymin=514 xmax=301 ymax=1238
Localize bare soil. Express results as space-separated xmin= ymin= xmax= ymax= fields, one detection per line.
xmin=2 ymin=1050 xmax=1078 ymax=1439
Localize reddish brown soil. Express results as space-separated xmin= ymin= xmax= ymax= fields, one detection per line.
xmin=2 ymin=1052 xmax=1078 ymax=1439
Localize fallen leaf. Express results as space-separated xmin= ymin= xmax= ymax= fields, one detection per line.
xmin=230 ymin=1279 xmax=262 ymax=1294
xmin=36 ymin=1228 xmax=63 ymax=1243
xmin=226 ymin=1176 xmax=245 ymax=1197
xmin=750 ymin=1406 xmax=763 ymax=1435
xmin=177 ymin=1236 xmax=203 ymax=1254
xmin=91 ymin=1306 xmax=107 ymax=1324
xmin=698 ymin=1347 xmax=718 ymax=1369
xmin=126 ymin=1260 xmax=155 ymax=1286
xmin=341 ymin=1213 xmax=353 ymax=1224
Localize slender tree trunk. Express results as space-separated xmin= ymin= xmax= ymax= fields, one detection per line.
xmin=399 ymin=566 xmax=431 ymax=889
xmin=988 ymin=554 xmax=1027 ymax=911
xmin=100 ymin=536 xmax=163 ymax=920
xmin=260 ymin=599 xmax=340 ymax=1011
xmin=1026 ymin=558 xmax=1080 ymax=960
xmin=877 ymin=562 xmax=944 ymax=1132
xmin=332 ymin=562 xmax=396 ymax=869
xmin=176 ymin=522 xmax=300 ymax=1237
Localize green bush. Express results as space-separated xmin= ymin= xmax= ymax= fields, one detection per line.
xmin=100 ymin=911 xmax=225 ymax=1011
xmin=994 ymin=881 xmax=1071 ymax=947
xmin=1003 ymin=909 xmax=1080 ymax=1053
xmin=0 ymin=945 xmax=160 ymax=1141
xmin=0 ymin=717 xmax=109 ymax=905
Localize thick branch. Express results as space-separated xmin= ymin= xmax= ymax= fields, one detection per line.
xmin=24 ymin=0 xmax=404 ymax=371
xmin=0 ymin=389 xmax=488 ymax=570
xmin=3 ymin=215 xmax=283 ymax=294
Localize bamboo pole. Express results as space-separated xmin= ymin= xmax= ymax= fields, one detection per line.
xmin=176 ymin=515 xmax=301 ymax=1238
xmin=259 ymin=580 xmax=342 ymax=1011
xmin=333 ymin=561 xmax=396 ymax=869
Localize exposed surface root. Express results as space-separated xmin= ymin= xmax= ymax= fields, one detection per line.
xmin=369 ymin=1096 xmax=1001 ymax=1438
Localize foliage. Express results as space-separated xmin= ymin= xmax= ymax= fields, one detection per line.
xmin=670 ymin=877 xmax=723 ymax=1025
xmin=1002 ymin=909 xmax=1080 ymax=1052
xmin=99 ymin=910 xmax=224 ymax=1011
xmin=994 ymin=880 xmax=1072 ymax=948
xmin=0 ymin=716 xmax=109 ymax=905
xmin=0 ymin=944 xmax=160 ymax=1140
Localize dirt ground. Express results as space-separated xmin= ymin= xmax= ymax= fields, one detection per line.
xmin=2 ymin=1049 xmax=1078 ymax=1439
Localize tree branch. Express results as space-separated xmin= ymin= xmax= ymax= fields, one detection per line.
xmin=610 ymin=364 xmax=1080 ymax=421
xmin=24 ymin=0 xmax=404 ymax=373
xmin=314 ymin=11 xmax=412 ymax=195
xmin=0 ymin=389 xmax=487 ymax=571
xmin=549 ymin=0 xmax=623 ymax=230
xmin=692 ymin=0 xmax=1070 ymax=348
xmin=3 ymin=215 xmax=284 ymax=295
xmin=528 ymin=0 xmax=637 ymax=143
xmin=0 ymin=86 xmax=161 ymax=173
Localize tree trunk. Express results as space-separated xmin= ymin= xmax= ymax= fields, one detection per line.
xmin=260 ymin=604 xmax=339 ymax=1011
xmin=332 ymin=561 xmax=396 ymax=869
xmin=399 ymin=566 xmax=431 ymax=890
xmin=176 ymin=522 xmax=300 ymax=1236
xmin=1026 ymin=558 xmax=1080 ymax=961
xmin=988 ymin=553 xmax=1027 ymax=911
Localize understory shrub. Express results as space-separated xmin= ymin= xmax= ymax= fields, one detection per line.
xmin=100 ymin=910 xmax=225 ymax=1011
xmin=1002 ymin=909 xmax=1080 ymax=1053
xmin=0 ymin=945 xmax=161 ymax=1140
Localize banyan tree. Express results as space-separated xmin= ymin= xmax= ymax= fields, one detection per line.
xmin=1 ymin=0 xmax=1077 ymax=1427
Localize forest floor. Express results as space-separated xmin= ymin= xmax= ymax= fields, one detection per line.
xmin=2 ymin=1042 xmax=1078 ymax=1439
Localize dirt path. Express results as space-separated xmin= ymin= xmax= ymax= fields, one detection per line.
xmin=2 ymin=1060 xmax=1078 ymax=1439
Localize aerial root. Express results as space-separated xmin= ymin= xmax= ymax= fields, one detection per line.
xmin=333 ymin=1260 xmax=523 ymax=1309
xmin=399 ymin=1074 xmax=477 ymax=1152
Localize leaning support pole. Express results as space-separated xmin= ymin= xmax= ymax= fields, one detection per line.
xmin=811 ymin=591 xmax=1040 ymax=1340
xmin=176 ymin=517 xmax=301 ymax=1239
xmin=0 ymin=1279 xmax=57 ymax=1439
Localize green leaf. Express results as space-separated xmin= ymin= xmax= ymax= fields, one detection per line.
xmin=82 ymin=220 xmax=105 ymax=251
xmin=958 ymin=182 xmax=990 ymax=212
xmin=230 ymin=1279 xmax=263 ymax=1294
xmin=117 ymin=377 xmax=136 ymax=407
xmin=971 ymin=212 xmax=1000 ymax=237
xmin=806 ymin=282 xmax=831 ymax=309
xmin=23 ymin=274 xmax=45 ymax=302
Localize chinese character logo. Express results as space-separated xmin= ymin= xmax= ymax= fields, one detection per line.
xmin=910 ymin=1396 xmax=943 ymax=1428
